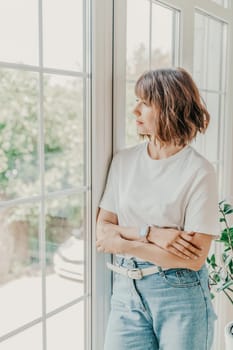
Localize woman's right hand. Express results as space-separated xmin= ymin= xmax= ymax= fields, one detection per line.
xmin=148 ymin=226 xmax=203 ymax=260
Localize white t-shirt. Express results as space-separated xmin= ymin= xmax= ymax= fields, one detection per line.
xmin=99 ymin=141 xmax=220 ymax=258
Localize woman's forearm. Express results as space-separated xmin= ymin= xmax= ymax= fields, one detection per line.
xmin=96 ymin=221 xmax=210 ymax=269
xmin=98 ymin=220 xmax=206 ymax=261
xmin=97 ymin=221 xmax=140 ymax=241
xmin=110 ymin=224 xmax=140 ymax=240
xmin=121 ymin=239 xmax=203 ymax=271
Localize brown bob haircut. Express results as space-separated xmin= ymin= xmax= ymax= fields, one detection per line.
xmin=134 ymin=67 xmax=210 ymax=147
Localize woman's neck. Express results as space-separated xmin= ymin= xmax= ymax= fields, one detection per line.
xmin=148 ymin=140 xmax=185 ymax=160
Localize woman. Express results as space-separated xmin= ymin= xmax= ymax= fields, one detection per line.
xmin=96 ymin=67 xmax=219 ymax=350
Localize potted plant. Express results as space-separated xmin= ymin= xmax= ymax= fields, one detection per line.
xmin=206 ymin=200 xmax=233 ymax=349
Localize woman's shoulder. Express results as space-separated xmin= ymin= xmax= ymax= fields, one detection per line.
xmin=188 ymin=145 xmax=215 ymax=175
xmin=113 ymin=142 xmax=146 ymax=162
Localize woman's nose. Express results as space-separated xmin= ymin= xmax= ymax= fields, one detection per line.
xmin=132 ymin=103 xmax=140 ymax=116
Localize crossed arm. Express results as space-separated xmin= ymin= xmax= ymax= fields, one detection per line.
xmin=96 ymin=208 xmax=215 ymax=271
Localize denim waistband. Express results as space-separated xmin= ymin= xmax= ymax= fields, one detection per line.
xmin=115 ymin=256 xmax=159 ymax=269
xmin=114 ymin=256 xmax=208 ymax=275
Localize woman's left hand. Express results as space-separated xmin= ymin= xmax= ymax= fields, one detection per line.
xmin=96 ymin=232 xmax=126 ymax=254
xmin=148 ymin=227 xmax=203 ymax=260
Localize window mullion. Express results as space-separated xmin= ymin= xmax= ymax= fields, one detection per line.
xmin=38 ymin=1 xmax=47 ymax=350
xmin=91 ymin=1 xmax=114 ymax=350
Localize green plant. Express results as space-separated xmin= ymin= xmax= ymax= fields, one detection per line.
xmin=207 ymin=200 xmax=233 ymax=305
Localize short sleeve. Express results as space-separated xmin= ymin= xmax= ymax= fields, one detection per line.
xmin=98 ymin=155 xmax=118 ymax=214
xmin=184 ymin=169 xmax=220 ymax=237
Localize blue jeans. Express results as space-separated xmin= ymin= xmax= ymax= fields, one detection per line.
xmin=104 ymin=257 xmax=217 ymax=350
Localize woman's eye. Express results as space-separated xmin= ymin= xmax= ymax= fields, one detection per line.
xmin=135 ymin=98 xmax=148 ymax=106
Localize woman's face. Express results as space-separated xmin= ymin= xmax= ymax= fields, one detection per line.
xmin=132 ymin=97 xmax=158 ymax=136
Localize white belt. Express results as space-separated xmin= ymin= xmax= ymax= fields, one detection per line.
xmin=107 ymin=262 xmax=168 ymax=280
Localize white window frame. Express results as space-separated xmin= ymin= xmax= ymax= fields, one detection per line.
xmin=91 ymin=1 xmax=114 ymax=350
xmin=0 ymin=0 xmax=92 ymax=349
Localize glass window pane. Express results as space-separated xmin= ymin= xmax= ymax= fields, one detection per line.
xmin=47 ymin=301 xmax=84 ymax=350
xmin=0 ymin=0 xmax=38 ymax=65
xmin=125 ymin=2 xmax=180 ymax=147
xmin=0 ymin=0 xmax=90 ymax=348
xmin=191 ymin=92 xmax=222 ymax=164
xmin=206 ymin=18 xmax=222 ymax=91
xmin=212 ymin=0 xmax=223 ymax=5
xmin=151 ymin=4 xmax=174 ymax=68
xmin=194 ymin=13 xmax=224 ymax=91
xmin=211 ymin=0 xmax=231 ymax=8
xmin=43 ymin=0 xmax=83 ymax=71
xmin=0 ymin=205 xmax=41 ymax=337
xmin=193 ymin=13 xmax=207 ymax=89
xmin=0 ymin=69 xmax=40 ymax=200
xmin=44 ymin=75 xmax=84 ymax=192
xmin=0 ymin=323 xmax=42 ymax=350
xmin=46 ymin=195 xmax=85 ymax=313
xmin=191 ymin=91 xmax=207 ymax=154
xmin=191 ymin=92 xmax=221 ymax=163
xmin=193 ymin=10 xmax=227 ymax=168
xmin=204 ymin=92 xmax=220 ymax=162
xmin=126 ymin=0 xmax=150 ymax=80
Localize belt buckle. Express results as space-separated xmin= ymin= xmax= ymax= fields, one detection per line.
xmin=127 ymin=268 xmax=143 ymax=280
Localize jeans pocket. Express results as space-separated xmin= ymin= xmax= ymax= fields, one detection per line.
xmin=162 ymin=268 xmax=201 ymax=288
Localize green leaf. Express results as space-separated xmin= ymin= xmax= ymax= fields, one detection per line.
xmin=208 ymin=254 xmax=218 ymax=269
xmin=229 ymin=260 xmax=233 ymax=274
xmin=225 ymin=209 xmax=233 ymax=215
xmin=225 ymin=247 xmax=231 ymax=252
xmin=220 ymin=218 xmax=226 ymax=222
xmin=210 ymin=254 xmax=216 ymax=264
xmin=224 ymin=255 xmax=233 ymax=267
xmin=223 ymin=204 xmax=233 ymax=214
xmin=218 ymin=228 xmax=233 ymax=247
xmin=221 ymin=228 xmax=233 ymax=234
xmin=213 ymin=274 xmax=221 ymax=282
xmin=210 ymin=292 xmax=215 ymax=300
xmin=217 ymin=233 xmax=228 ymax=243
xmin=217 ymin=280 xmax=233 ymax=291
